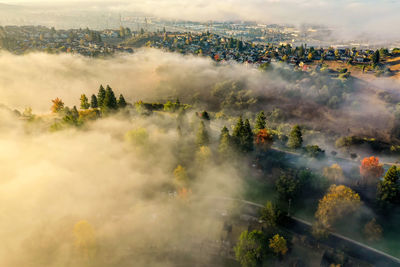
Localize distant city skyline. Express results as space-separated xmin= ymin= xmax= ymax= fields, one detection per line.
xmin=0 ymin=0 xmax=399 ymax=41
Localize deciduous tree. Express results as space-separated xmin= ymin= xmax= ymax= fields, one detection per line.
xmin=315 ymin=185 xmax=361 ymax=231
xmin=323 ymin=164 xmax=344 ymax=183
xmin=288 ymin=125 xmax=302 ymax=149
xmin=51 ymin=97 xmax=64 ymax=113
xmin=196 ymin=121 xmax=209 ymax=147
xmin=73 ymin=220 xmax=97 ymax=260
xmin=173 ymin=165 xmax=189 ymax=188
xmin=363 ymin=218 xmax=383 ymax=242
xmin=269 ymin=234 xmax=288 ymax=256
xmin=80 ymin=94 xmax=90 ymax=110
xmin=260 ymin=201 xmax=280 ymax=229
xmin=234 ymin=230 xmax=266 ymax=267
xmin=360 ymin=156 xmax=384 ymax=185
xmin=255 ymin=129 xmax=273 ymax=151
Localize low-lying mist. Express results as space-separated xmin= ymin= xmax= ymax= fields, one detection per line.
xmin=0 ymin=49 xmax=397 ymax=141
xmin=0 ymin=108 xmax=244 ymax=266
xmin=1 ymin=49 xmax=400 ymax=265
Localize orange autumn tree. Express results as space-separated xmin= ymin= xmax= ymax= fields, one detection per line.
xmin=178 ymin=187 xmax=192 ymax=201
xmin=51 ymin=97 xmax=64 ymax=113
xmin=360 ymin=156 xmax=384 ymax=185
xmin=255 ymin=129 xmax=273 ymax=151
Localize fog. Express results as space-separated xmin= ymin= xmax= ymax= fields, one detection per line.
xmin=0 ymin=104 xmax=246 ymax=266
xmin=1 ymin=49 xmax=400 ymax=265
xmin=0 ymin=49 xmax=397 ymax=139
xmin=1 ymin=0 xmax=399 ymax=41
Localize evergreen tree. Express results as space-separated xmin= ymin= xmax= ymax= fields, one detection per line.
xmin=63 ymin=105 xmax=80 ymax=126
xmin=232 ymin=116 xmax=244 ymax=149
xmin=118 ymin=94 xmax=127 ymax=108
xmin=372 ymin=50 xmax=380 ymax=65
xmin=71 ymin=105 xmax=79 ymax=119
xmin=80 ymin=94 xmax=90 ymax=109
xmin=243 ymin=119 xmax=254 ymax=152
xmin=90 ymin=94 xmax=98 ymax=108
xmin=288 ymin=124 xmax=303 ymax=149
xmin=218 ymin=126 xmax=232 ymax=157
xmin=196 ymin=121 xmax=209 ymax=147
xmin=200 ymin=111 xmax=210 ymax=121
xmin=97 ymin=85 xmax=106 ymax=107
xmin=220 ymin=126 xmax=229 ymax=141
xmin=232 ymin=117 xmax=254 ymax=153
xmin=377 ymin=166 xmax=400 ymax=205
xmin=255 ymin=111 xmax=267 ymax=131
xmin=102 ymin=85 xmax=118 ymax=111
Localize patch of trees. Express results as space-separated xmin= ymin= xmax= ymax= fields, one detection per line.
xmin=49 ymin=85 xmax=128 ymax=130
xmin=234 ymin=229 xmax=288 ymax=267
xmin=211 ymin=80 xmax=257 ymax=111
xmin=336 ymin=136 xmax=394 ymax=154
xmin=275 ymin=66 xmax=354 ymax=109
xmin=276 ymin=169 xmax=329 ymax=210
xmin=304 ymin=145 xmax=325 ymax=158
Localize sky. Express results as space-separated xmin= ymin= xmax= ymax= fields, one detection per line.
xmin=0 ymin=0 xmax=399 ymax=40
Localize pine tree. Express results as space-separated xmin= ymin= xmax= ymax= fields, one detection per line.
xmin=255 ymin=111 xmax=267 ymax=131
xmin=200 ymin=111 xmax=210 ymax=120
xmin=377 ymin=166 xmax=400 ymax=205
xmin=243 ymin=119 xmax=254 ymax=152
xmin=384 ymin=166 xmax=399 ymax=183
xmin=218 ymin=126 xmax=232 ymax=157
xmin=97 ymin=85 xmax=106 ymax=107
xmin=90 ymin=94 xmax=98 ymax=108
xmin=71 ymin=106 xmax=79 ymax=119
xmin=80 ymin=94 xmax=90 ymax=109
xmin=196 ymin=121 xmax=209 ymax=147
xmin=102 ymin=85 xmax=118 ymax=111
xmin=220 ymin=126 xmax=229 ymax=141
xmin=288 ymin=124 xmax=303 ymax=149
xmin=232 ymin=117 xmax=254 ymax=153
xmin=232 ymin=116 xmax=244 ymax=148
xmin=372 ymin=50 xmax=380 ymax=65
xmin=118 ymin=94 xmax=127 ymax=108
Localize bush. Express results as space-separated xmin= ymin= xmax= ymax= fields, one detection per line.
xmin=304 ymin=145 xmax=325 ymax=158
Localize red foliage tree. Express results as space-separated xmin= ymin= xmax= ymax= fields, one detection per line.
xmin=255 ymin=129 xmax=273 ymax=150
xmin=360 ymin=156 xmax=384 ymax=184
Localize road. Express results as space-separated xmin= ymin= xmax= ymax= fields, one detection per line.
xmin=204 ymin=196 xmax=400 ymax=267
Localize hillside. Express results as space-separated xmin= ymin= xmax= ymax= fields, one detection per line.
xmin=387 ymin=55 xmax=400 ymax=79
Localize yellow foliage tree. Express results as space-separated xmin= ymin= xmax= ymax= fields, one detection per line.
xmin=363 ymin=218 xmax=383 ymax=242
xmin=269 ymin=234 xmax=288 ymax=256
xmin=315 ymin=185 xmax=361 ymax=231
xmin=51 ymin=98 xmax=64 ymax=113
xmin=125 ymin=128 xmax=149 ymax=147
xmin=73 ymin=220 xmax=97 ymax=260
xmin=323 ymin=164 xmax=344 ymax=183
xmin=196 ymin=145 xmax=211 ymax=165
xmin=173 ymin=165 xmax=189 ymax=188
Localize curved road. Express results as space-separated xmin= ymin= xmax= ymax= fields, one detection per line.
xmin=202 ymin=196 xmax=400 ymax=266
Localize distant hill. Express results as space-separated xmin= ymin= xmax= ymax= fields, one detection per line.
xmin=0 ymin=3 xmax=20 ymax=9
